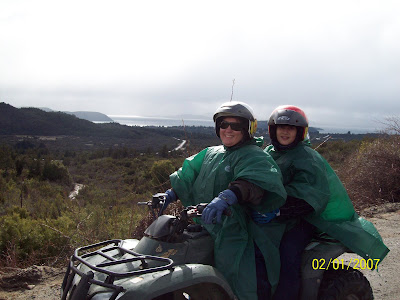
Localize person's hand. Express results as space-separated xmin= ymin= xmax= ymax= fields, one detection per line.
xmin=251 ymin=209 xmax=280 ymax=224
xmin=161 ymin=189 xmax=177 ymax=213
xmin=202 ymin=189 xmax=237 ymax=224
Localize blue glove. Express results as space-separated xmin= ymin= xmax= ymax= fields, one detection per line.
xmin=251 ymin=209 xmax=280 ymax=224
xmin=202 ymin=189 xmax=238 ymax=224
xmin=161 ymin=189 xmax=177 ymax=213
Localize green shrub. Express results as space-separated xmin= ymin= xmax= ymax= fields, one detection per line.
xmin=0 ymin=207 xmax=73 ymax=267
xmin=0 ymin=145 xmax=14 ymax=171
xmin=150 ymin=160 xmax=175 ymax=190
xmin=42 ymin=160 xmax=72 ymax=186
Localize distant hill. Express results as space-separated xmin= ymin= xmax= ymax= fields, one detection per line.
xmin=0 ymin=102 xmax=178 ymax=136
xmin=1 ymin=102 xmax=378 ymax=151
xmin=36 ymin=107 xmax=113 ymax=122
xmin=1 ymin=103 xmax=105 ymax=136
xmin=66 ymin=111 xmax=113 ymax=122
xmin=0 ymin=102 xmax=218 ymax=151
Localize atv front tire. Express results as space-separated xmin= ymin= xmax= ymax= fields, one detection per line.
xmin=318 ymin=266 xmax=373 ymax=300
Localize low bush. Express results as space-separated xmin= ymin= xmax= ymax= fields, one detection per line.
xmin=0 ymin=207 xmax=73 ymax=267
xmin=42 ymin=160 xmax=72 ymax=186
xmin=315 ymin=139 xmax=363 ymax=169
xmin=339 ymin=135 xmax=400 ymax=211
xmin=150 ymin=160 xmax=175 ymax=190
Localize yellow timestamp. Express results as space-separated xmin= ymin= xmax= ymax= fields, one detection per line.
xmin=312 ymin=258 xmax=380 ymax=270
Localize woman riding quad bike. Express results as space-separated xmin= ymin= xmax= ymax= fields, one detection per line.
xmin=61 ymin=194 xmax=381 ymax=300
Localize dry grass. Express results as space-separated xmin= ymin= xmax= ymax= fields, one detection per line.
xmin=338 ymin=135 xmax=400 ymax=212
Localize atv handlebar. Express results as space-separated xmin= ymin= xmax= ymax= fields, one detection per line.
xmin=138 ymin=193 xmax=231 ymax=223
xmin=138 ymin=193 xmax=174 ymax=219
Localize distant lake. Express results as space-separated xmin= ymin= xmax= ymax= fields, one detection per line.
xmin=106 ymin=115 xmax=379 ymax=134
xmin=108 ymin=115 xmax=215 ymax=127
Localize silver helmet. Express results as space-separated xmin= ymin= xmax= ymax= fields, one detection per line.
xmin=213 ymin=101 xmax=257 ymax=138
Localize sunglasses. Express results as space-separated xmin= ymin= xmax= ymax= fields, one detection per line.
xmin=219 ymin=121 xmax=245 ymax=131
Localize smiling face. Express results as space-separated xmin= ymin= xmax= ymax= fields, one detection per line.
xmin=276 ymin=125 xmax=297 ymax=146
xmin=219 ymin=117 xmax=244 ymax=147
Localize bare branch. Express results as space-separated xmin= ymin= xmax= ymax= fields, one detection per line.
xmin=39 ymin=223 xmax=71 ymax=240
xmin=378 ymin=116 xmax=400 ymax=134
xmin=314 ymin=135 xmax=332 ymax=150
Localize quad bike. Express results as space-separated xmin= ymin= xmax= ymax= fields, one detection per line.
xmin=61 ymin=193 xmax=373 ymax=300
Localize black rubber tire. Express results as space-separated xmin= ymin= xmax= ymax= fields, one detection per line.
xmin=318 ymin=266 xmax=373 ymax=300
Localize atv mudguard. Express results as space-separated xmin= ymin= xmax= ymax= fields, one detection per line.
xmin=300 ymin=241 xmax=348 ymax=300
xmin=91 ymin=263 xmax=235 ymax=300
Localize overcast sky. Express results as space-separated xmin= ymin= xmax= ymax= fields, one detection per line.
xmin=1 ymin=0 xmax=399 ymax=132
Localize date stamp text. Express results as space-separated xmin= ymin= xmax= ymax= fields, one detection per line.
xmin=312 ymin=258 xmax=380 ymax=270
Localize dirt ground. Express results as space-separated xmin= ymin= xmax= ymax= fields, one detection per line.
xmin=0 ymin=266 xmax=65 ymax=300
xmin=0 ymin=203 xmax=399 ymax=300
xmin=350 ymin=203 xmax=400 ymax=300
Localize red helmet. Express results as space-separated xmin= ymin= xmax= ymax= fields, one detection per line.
xmin=268 ymin=105 xmax=309 ymax=141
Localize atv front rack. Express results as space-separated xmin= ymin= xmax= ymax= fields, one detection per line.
xmin=61 ymin=239 xmax=174 ymax=300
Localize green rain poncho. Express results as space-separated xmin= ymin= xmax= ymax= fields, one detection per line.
xmin=265 ymin=142 xmax=389 ymax=263
xmin=170 ymin=138 xmax=287 ymax=299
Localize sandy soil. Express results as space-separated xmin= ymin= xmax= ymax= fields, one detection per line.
xmin=0 ymin=204 xmax=399 ymax=300
xmin=351 ymin=205 xmax=400 ymax=300
xmin=0 ymin=266 xmax=65 ymax=300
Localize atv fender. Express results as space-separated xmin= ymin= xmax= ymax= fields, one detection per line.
xmin=300 ymin=241 xmax=348 ymax=300
xmin=93 ymin=264 xmax=235 ymax=300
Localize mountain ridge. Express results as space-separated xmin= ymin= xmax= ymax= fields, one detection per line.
xmin=0 ymin=102 xmax=218 ymax=150
xmin=34 ymin=107 xmax=113 ymax=122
